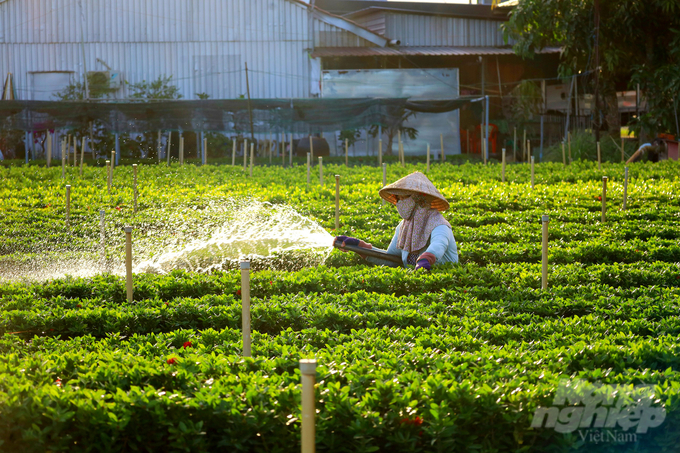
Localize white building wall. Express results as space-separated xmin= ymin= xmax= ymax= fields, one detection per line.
xmin=0 ymin=0 xmax=375 ymax=101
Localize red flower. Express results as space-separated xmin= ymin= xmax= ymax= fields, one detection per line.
xmin=115 ymin=206 xmax=121 ymax=211
xmin=269 ymin=281 xmax=273 ymax=285
xmin=55 ymin=378 xmax=62 ymax=387
xmin=413 ymin=416 xmax=423 ymax=426
xmin=183 ymin=341 xmax=192 ymax=349
xmin=167 ymin=358 xmax=177 ymax=365
xmin=76 ymin=304 xmax=82 ymax=308
xmin=597 ymin=196 xmax=602 ymax=201
xmin=236 ymin=289 xmax=242 ymax=296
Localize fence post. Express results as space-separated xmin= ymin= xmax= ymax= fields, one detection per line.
xmin=232 ymin=139 xmax=237 ymax=166
xmin=79 ymin=137 xmax=85 ymax=176
xmin=240 ymin=259 xmax=251 ymax=357
xmin=125 ymin=226 xmax=133 ymax=303
xmin=597 ymin=141 xmax=601 ymax=171
xmin=106 ymin=160 xmax=111 ymax=194
xmin=426 ymin=143 xmax=430 ymax=173
xmin=440 ymin=133 xmax=445 ymax=162
xmin=623 ymin=167 xmax=628 ymax=210
xmin=243 ymin=140 xmax=248 ymax=171
xmin=542 ymin=215 xmax=549 ymax=290
xmin=309 ymin=136 xmax=314 ymax=165
xmin=602 ymin=176 xmax=608 ymax=222
xmin=203 ymin=136 xmax=208 ymax=166
xmin=65 ymin=185 xmax=71 ymax=225
xmin=335 ymin=175 xmax=340 ymax=230
xmin=46 ymin=132 xmax=52 ymax=168
xmin=300 ymin=359 xmax=317 ymax=453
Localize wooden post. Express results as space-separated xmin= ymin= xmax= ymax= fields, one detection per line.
xmin=378 ymin=138 xmax=382 ymax=167
xmin=531 ymin=156 xmax=535 ymax=189
xmin=99 ymin=210 xmax=106 ymax=272
xmin=562 ymin=141 xmax=566 ymax=166
xmin=106 ymin=160 xmax=111 ymax=194
xmin=426 ymin=143 xmax=430 ymax=173
xmin=79 ymin=137 xmax=85 ymax=176
xmin=65 ymin=185 xmax=71 ymax=225
xmin=132 ymin=164 xmax=138 ymax=214
xmin=318 ymin=156 xmax=323 ymax=186
xmin=203 ymin=137 xmax=208 ymax=166
xmin=382 ymin=163 xmax=386 ymax=205
xmin=597 ymin=141 xmax=602 ymax=170
xmin=232 ymin=139 xmax=237 ymax=166
xmin=541 ymin=215 xmax=549 ymax=290
xmin=309 ymin=136 xmax=314 ymax=165
xmin=513 ymin=127 xmax=517 ymax=162
xmin=482 ymin=140 xmax=487 ymax=165
xmin=73 ymin=135 xmax=77 ymax=167
xmin=623 ymin=167 xmax=628 ymax=210
xmin=300 ymin=359 xmax=317 ymax=453
xmin=243 ymin=140 xmax=248 ymax=171
xmin=111 ymin=150 xmax=115 ymax=170
xmin=602 ymin=176 xmax=607 ymax=222
xmin=240 ymin=259 xmax=251 ymax=357
xmin=502 ymin=148 xmax=506 ymax=183
xmin=306 ymin=152 xmax=311 ymax=190
xmin=46 ymin=132 xmax=52 ymax=168
xmin=527 ymin=140 xmax=531 ymax=164
xmin=250 ymin=143 xmax=254 ymax=177
xmin=440 ymin=133 xmax=445 ymax=162
xmin=344 ymin=138 xmax=348 ymax=167
xmin=125 ymin=226 xmax=133 ymax=303
xmin=334 ymin=175 xmax=340 ymax=230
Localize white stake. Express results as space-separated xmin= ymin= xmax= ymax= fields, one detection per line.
xmin=602 ymin=176 xmax=608 ymax=222
xmin=111 ymin=150 xmax=116 ymax=169
xmin=382 ymin=163 xmax=386 ymax=205
xmin=79 ymin=137 xmax=85 ymax=176
xmin=46 ymin=132 xmax=52 ymax=168
xmin=542 ymin=215 xmax=549 ymax=290
xmin=319 ymin=156 xmax=323 ymax=186
xmin=232 ymin=139 xmax=237 ymax=166
xmin=240 ymin=259 xmax=251 ymax=357
xmin=623 ymin=167 xmax=628 ymax=210
xmin=531 ymin=156 xmax=535 ymax=189
xmin=106 ymin=160 xmax=111 ymax=195
xmin=335 ymin=175 xmax=340 ymax=230
xmin=243 ymin=140 xmax=247 ymax=171
xmin=179 ymin=135 xmax=184 ymax=166
xmin=502 ymin=148 xmax=506 ymax=182
xmin=300 ymin=359 xmax=317 ymax=453
xmin=125 ymin=226 xmax=133 ymax=303
xmin=440 ymin=133 xmax=445 ymax=162
xmin=250 ymin=143 xmax=254 ymax=177
xmin=309 ymin=136 xmax=314 ymax=164
xmin=65 ymin=185 xmax=71 ymax=225
xmin=99 ymin=210 xmax=106 ymax=272
xmin=133 ymin=164 xmax=138 ymax=214
xmin=61 ymin=139 xmax=66 ymax=179
xmin=426 ymin=143 xmax=430 ymax=173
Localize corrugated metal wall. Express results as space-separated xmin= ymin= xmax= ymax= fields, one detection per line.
xmin=351 ymin=12 xmax=387 ymax=37
xmin=385 ymin=13 xmax=508 ymax=47
xmin=0 ymin=0 xmax=373 ymax=100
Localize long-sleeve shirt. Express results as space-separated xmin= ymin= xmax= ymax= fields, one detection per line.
xmin=366 ymin=223 xmax=458 ymax=268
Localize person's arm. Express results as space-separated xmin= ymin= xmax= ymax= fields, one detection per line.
xmin=415 ymin=225 xmax=450 ymax=271
xmin=365 ymin=224 xmax=403 ymax=267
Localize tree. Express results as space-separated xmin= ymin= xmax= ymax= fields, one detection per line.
xmin=368 ymin=109 xmax=418 ymax=156
xmin=503 ymin=0 xmax=680 ymax=138
xmin=127 ymin=75 xmax=182 ymax=101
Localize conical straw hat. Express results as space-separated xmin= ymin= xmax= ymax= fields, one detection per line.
xmin=379 ymin=171 xmax=449 ymax=211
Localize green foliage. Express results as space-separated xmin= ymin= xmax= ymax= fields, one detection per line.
xmin=1 ymin=160 xmax=680 ymax=451
xmin=53 ymin=73 xmax=118 ymax=101
xmin=509 ymin=80 xmax=543 ymax=121
xmin=128 ymin=75 xmax=182 ymax=101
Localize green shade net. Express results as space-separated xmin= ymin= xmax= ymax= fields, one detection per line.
xmin=0 ymin=97 xmax=480 ymax=133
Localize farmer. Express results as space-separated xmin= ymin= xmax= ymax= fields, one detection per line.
xmin=334 ymin=171 xmax=458 ymax=270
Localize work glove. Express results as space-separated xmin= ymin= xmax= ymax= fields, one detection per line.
xmin=415 ymin=259 xmax=431 ymax=272
xmin=334 ymin=235 xmax=360 ymax=247
xmin=415 ymin=252 xmax=436 ymax=272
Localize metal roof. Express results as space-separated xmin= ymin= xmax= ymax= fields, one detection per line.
xmin=315 ymin=1 xmax=503 ymax=20
xmin=312 ymin=46 xmax=561 ymax=58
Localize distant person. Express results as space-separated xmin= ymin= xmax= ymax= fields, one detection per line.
xmin=334 ymin=172 xmax=458 ymax=271
xmin=627 ymin=139 xmax=663 ymax=163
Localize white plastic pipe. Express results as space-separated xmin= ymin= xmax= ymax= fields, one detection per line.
xmin=300 ymin=359 xmax=317 ymax=453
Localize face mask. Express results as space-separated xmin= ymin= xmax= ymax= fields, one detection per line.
xmin=396 ymin=196 xmax=417 ymax=220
